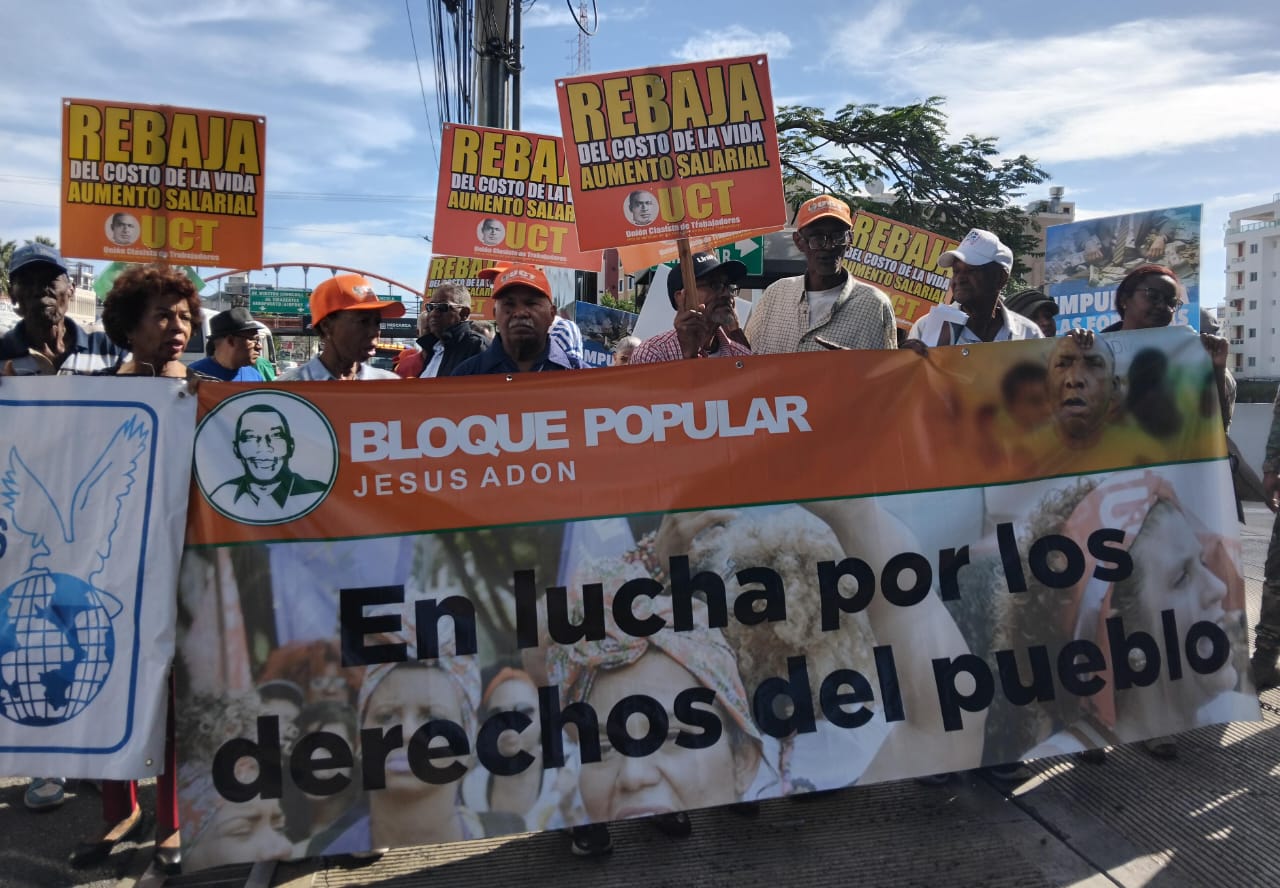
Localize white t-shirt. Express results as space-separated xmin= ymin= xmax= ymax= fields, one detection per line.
xmin=806 ymin=284 xmax=843 ymax=329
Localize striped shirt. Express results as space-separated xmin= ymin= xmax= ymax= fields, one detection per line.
xmin=0 ymin=318 xmax=121 ymax=375
xmin=744 ymin=272 xmax=897 ymax=354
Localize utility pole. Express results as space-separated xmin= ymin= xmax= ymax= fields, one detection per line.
xmin=474 ymin=0 xmax=512 ymax=128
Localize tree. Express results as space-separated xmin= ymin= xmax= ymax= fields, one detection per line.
xmin=777 ymin=97 xmax=1050 ymax=283
xmin=0 ymin=235 xmax=58 ymax=298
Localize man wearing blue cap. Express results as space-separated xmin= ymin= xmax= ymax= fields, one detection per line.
xmin=631 ymin=252 xmax=751 ymax=363
xmin=0 ymin=242 xmax=120 ymax=375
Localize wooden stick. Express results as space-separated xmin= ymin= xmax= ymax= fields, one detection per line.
xmin=676 ymin=237 xmax=700 ymax=312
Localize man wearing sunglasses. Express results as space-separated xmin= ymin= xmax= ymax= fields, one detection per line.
xmin=398 ymin=283 xmax=487 ymax=378
xmin=189 ymin=307 xmax=265 ymax=381
xmin=631 ymin=252 xmax=751 ymax=363
xmin=744 ymin=194 xmax=897 ymax=354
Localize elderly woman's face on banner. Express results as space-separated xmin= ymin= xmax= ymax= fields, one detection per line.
xmin=185 ymin=796 xmax=292 ymax=871
xmin=578 ymin=650 xmax=752 ymax=822
xmin=364 ymin=666 xmax=466 ymax=793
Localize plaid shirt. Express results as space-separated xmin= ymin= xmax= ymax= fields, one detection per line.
xmin=631 ymin=327 xmax=752 ymax=364
xmin=744 ymin=273 xmax=897 ymax=354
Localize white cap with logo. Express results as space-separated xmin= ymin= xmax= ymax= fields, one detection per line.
xmin=938 ymin=229 xmax=1013 ymax=272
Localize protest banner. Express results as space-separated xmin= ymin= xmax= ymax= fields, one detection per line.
xmin=843 ymin=211 xmax=959 ymax=328
xmin=1045 ymin=205 xmax=1202 ymax=332
xmin=432 ymin=124 xmax=602 ymax=271
xmin=0 ymin=377 xmax=194 ymax=778
xmin=174 ymin=327 xmax=1256 ymax=870
xmin=556 ymin=55 xmax=786 ymax=252
xmin=574 ymin=300 xmax=639 ymax=367
xmin=61 ymin=98 xmax=266 ymax=269
xmin=425 ymin=255 xmax=499 ymax=321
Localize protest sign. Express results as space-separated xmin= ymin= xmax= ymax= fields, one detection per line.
xmin=556 ymin=55 xmax=786 ymax=251
xmin=61 ymin=98 xmax=266 ymax=269
xmin=843 ymin=211 xmax=959 ymax=328
xmin=1045 ymin=205 xmax=1201 ymax=332
xmin=574 ymin=301 xmax=639 ymax=367
xmin=175 ymin=327 xmax=1255 ymax=870
xmin=433 ymin=124 xmax=602 ymax=271
xmin=0 ymin=378 xmax=194 ymax=778
xmin=425 ymin=255 xmax=499 ymax=321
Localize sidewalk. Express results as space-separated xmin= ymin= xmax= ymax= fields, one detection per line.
xmin=5 ymin=506 xmax=1277 ymax=888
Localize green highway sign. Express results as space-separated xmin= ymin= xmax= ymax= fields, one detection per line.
xmin=714 ymin=236 xmax=765 ymax=276
xmin=249 ymin=287 xmax=310 ymax=314
xmin=662 ymin=235 xmax=765 ymax=276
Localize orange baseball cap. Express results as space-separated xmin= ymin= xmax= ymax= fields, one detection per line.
xmin=310 ymin=274 xmax=407 ymax=326
xmin=795 ymin=194 xmax=852 ymax=229
xmin=478 ymin=263 xmax=552 ymax=301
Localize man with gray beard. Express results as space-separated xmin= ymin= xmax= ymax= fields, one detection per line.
xmin=631 ymin=252 xmax=750 ymax=364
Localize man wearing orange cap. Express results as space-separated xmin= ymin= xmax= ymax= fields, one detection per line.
xmin=281 ymin=274 xmax=405 ymax=381
xmin=452 ymin=265 xmax=575 ymax=375
xmin=745 ymin=194 xmax=897 ymax=353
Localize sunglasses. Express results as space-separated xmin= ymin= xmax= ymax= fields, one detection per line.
xmin=424 ymin=303 xmax=462 ymax=313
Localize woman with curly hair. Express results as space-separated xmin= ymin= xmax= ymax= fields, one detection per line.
xmin=177 ymin=693 xmax=293 ymax=871
xmin=98 ymin=263 xmax=201 ymax=378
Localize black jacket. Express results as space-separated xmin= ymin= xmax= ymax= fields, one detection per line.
xmin=415 ymin=320 xmax=487 ymax=378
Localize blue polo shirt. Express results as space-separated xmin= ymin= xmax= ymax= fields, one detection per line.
xmin=0 ymin=318 xmax=121 ymax=375
xmin=451 ymin=337 xmax=573 ymax=376
xmin=188 ymin=357 xmax=265 ymax=382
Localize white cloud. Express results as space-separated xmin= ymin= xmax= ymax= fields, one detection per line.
xmin=523 ymin=2 xmax=651 ymax=30
xmin=672 ymin=25 xmax=793 ymax=62
xmin=825 ymin=7 xmax=1280 ymax=164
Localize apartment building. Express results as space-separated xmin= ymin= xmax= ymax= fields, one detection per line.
xmin=1224 ymin=194 xmax=1280 ymax=379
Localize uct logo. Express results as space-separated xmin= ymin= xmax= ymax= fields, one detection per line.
xmin=194 ymin=391 xmax=338 ymax=526
xmin=0 ymin=416 xmax=147 ymax=726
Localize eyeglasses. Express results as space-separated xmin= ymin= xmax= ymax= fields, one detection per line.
xmin=424 ymin=302 xmax=461 ymax=313
xmin=1132 ymin=286 xmax=1180 ymax=309
xmin=802 ymin=231 xmax=853 ymax=250
xmin=700 ymin=279 xmax=740 ymax=296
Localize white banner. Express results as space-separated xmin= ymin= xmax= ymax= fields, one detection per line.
xmin=0 ymin=377 xmax=195 ymax=777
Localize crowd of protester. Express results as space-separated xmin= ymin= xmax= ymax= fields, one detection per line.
xmin=1 ymin=192 xmax=1263 ymax=874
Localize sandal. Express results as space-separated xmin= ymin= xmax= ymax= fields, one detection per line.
xmin=69 ymin=807 xmax=150 ymax=869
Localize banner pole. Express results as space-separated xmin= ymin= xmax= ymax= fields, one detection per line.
xmin=676 ymin=236 xmax=700 ymax=312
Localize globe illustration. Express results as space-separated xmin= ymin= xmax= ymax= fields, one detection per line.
xmin=0 ymin=571 xmax=120 ymax=727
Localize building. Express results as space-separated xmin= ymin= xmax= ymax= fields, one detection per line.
xmin=1021 ymin=187 xmax=1077 ymax=290
xmin=1224 ymin=194 xmax=1280 ymax=379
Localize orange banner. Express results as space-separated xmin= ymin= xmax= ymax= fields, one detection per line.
xmin=843 ymin=211 xmax=959 ymax=329
xmin=186 ymin=328 xmax=1225 ymax=547
xmin=424 ymin=255 xmax=499 ymax=321
xmin=432 ymin=124 xmax=602 ymax=271
xmin=615 ymin=224 xmax=779 ymax=272
xmin=60 ymin=98 xmax=265 ymax=269
xmin=556 ymin=54 xmax=786 ymax=251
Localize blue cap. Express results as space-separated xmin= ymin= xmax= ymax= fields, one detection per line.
xmin=9 ymin=242 xmax=68 ymax=276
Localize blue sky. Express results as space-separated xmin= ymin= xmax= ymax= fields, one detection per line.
xmin=2 ymin=0 xmax=1277 ymax=307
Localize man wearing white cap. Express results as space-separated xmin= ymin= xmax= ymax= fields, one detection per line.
xmin=905 ymin=229 xmax=1042 ymax=350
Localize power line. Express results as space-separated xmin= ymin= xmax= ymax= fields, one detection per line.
xmin=405 ymin=0 xmax=440 ymax=169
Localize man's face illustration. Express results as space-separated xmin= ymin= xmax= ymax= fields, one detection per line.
xmin=235 ymin=410 xmax=292 ymax=483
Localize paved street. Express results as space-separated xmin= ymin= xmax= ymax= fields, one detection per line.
xmin=4 ymin=505 xmax=1276 ymax=888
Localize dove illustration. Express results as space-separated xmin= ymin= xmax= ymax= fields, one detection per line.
xmin=2 ymin=414 xmax=150 ymax=590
